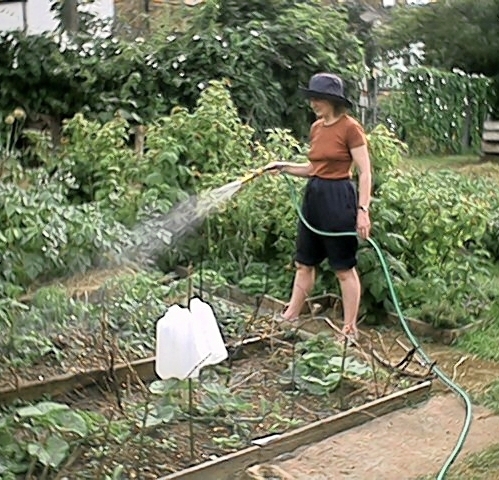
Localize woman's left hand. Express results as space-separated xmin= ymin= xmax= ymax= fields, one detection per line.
xmin=357 ymin=211 xmax=371 ymax=240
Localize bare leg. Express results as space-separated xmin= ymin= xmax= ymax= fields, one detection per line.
xmin=282 ymin=262 xmax=316 ymax=320
xmin=336 ymin=268 xmax=361 ymax=335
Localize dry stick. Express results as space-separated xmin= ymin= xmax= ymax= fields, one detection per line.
xmin=287 ymin=318 xmax=313 ymax=422
xmin=316 ymin=315 xmax=377 ymax=403
xmin=226 ymin=267 xmax=271 ymax=369
xmin=8 ymin=364 xmax=20 ymax=392
xmin=375 ymin=331 xmax=398 ymax=397
xmin=229 ymin=371 xmax=260 ymax=392
xmin=40 ymin=463 xmax=50 ymax=480
xmin=108 ymin=337 xmax=124 ymax=414
xmin=137 ymin=390 xmax=152 ymax=472
xmin=452 ymin=356 xmax=468 ymax=382
xmin=24 ymin=455 xmax=37 ymax=480
xmin=396 ymin=338 xmax=427 ymax=368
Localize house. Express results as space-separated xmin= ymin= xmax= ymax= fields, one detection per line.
xmin=0 ymin=0 xmax=114 ymax=35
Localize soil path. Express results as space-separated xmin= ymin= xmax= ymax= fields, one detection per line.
xmin=258 ymin=394 xmax=499 ymax=479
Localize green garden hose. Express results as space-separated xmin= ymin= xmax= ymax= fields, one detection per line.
xmin=282 ymin=174 xmax=473 ymax=480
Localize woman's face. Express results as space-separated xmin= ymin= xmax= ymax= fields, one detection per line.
xmin=309 ymin=98 xmax=334 ymax=118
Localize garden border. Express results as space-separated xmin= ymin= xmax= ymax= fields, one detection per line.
xmin=0 ymin=334 xmax=281 ymax=405
xmin=158 ymin=380 xmax=432 ymax=480
xmin=174 ymin=267 xmax=482 ymax=345
xmin=385 ymin=312 xmax=483 ymax=345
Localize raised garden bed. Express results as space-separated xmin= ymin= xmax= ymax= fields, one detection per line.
xmin=0 ymin=267 xmax=434 ymax=479
xmin=0 ymin=271 xmax=269 ymax=397
xmin=0 ymin=331 xmax=430 ymax=479
xmin=160 ymin=381 xmax=432 ymax=480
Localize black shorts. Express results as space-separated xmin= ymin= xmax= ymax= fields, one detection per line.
xmin=295 ymin=176 xmax=358 ymax=271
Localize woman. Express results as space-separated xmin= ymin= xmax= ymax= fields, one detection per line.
xmin=265 ymin=73 xmax=372 ymax=341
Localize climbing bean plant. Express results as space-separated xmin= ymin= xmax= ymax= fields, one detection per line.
xmin=378 ymin=66 xmax=491 ymax=155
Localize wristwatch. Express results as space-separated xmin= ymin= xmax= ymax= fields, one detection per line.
xmin=358 ymin=205 xmax=369 ymax=213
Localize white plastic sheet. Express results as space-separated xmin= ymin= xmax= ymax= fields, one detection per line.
xmin=155 ymin=297 xmax=228 ymax=380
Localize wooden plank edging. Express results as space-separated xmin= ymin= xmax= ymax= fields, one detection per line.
xmin=483 ymin=120 xmax=499 ymax=132
xmin=386 ymin=312 xmax=483 ymax=345
xmin=0 ymin=335 xmax=278 ymax=405
xmin=158 ymin=380 xmax=432 ymax=480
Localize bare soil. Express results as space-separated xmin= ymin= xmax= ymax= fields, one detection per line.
xmin=263 ymin=395 xmax=499 ymax=480
xmin=53 ymin=338 xmax=401 ymax=480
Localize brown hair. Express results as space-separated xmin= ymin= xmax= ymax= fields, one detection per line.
xmin=328 ymin=99 xmax=348 ymax=116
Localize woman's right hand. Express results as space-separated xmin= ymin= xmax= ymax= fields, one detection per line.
xmin=264 ymin=161 xmax=285 ymax=175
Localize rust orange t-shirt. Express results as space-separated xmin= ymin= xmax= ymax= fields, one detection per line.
xmin=308 ymin=115 xmax=367 ymax=179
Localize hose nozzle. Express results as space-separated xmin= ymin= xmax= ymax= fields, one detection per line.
xmin=238 ymin=167 xmax=266 ymax=185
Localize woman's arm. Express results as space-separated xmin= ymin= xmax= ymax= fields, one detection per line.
xmin=265 ymin=161 xmax=313 ymax=178
xmin=351 ymin=144 xmax=372 ymax=239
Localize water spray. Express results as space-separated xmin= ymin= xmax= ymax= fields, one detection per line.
xmin=121 ymin=166 xmax=273 ymax=267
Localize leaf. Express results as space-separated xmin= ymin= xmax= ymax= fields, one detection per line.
xmin=16 ymin=402 xmax=69 ymax=418
xmin=27 ymin=435 xmax=69 ymax=468
xmin=48 ymin=409 xmax=89 ymax=437
xmin=144 ymin=172 xmax=164 ymax=186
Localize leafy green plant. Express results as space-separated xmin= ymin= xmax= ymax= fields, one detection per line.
xmin=0 ymin=401 xmax=131 ymax=478
xmin=0 ymin=168 xmax=128 ymax=287
xmin=0 ymin=0 xmax=364 ymax=140
xmin=369 ymin=166 xmax=496 ymax=326
xmin=378 ymin=66 xmax=491 ymax=155
xmin=281 ymin=334 xmax=372 ymax=396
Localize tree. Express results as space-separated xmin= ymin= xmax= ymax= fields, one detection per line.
xmin=375 ymin=0 xmax=499 ymax=116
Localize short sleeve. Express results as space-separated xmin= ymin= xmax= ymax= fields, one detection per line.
xmin=346 ymin=121 xmax=367 ymax=150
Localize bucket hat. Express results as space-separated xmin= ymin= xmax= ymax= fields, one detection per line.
xmin=300 ymin=73 xmax=353 ymax=109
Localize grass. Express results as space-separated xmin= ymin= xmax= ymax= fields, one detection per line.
xmin=448 ymin=445 xmax=499 ymax=480
xmin=405 ymin=153 xmax=499 ymax=182
xmin=417 ymin=444 xmax=499 ymax=480
xmin=406 ymin=154 xmax=480 ymax=171
xmin=456 ymin=264 xmax=499 ymax=362
xmin=475 ymin=379 xmax=499 ymax=414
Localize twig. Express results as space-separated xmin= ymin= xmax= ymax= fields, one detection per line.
xmin=40 ymin=464 xmax=49 ymax=480
xmin=229 ymin=372 xmax=259 ymax=392
xmin=24 ymin=456 xmax=37 ymax=480
xmin=107 ymin=337 xmax=124 ymax=413
xmin=294 ymin=402 xmax=326 ymax=418
xmin=395 ymin=338 xmax=427 ymax=367
xmin=371 ymin=349 xmax=431 ymax=379
xmin=343 ymin=386 xmax=368 ymax=402
xmin=452 ymin=356 xmax=468 ymax=382
xmin=338 ymin=336 xmax=349 ymax=410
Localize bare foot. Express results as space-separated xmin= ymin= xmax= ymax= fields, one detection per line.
xmin=340 ymin=324 xmax=359 ymax=345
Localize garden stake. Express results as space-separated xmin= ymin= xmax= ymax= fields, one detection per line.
xmin=369 ymin=340 xmax=380 ymax=398
xmin=185 ymin=263 xmax=196 ymax=460
xmin=188 ymin=379 xmax=195 ymax=459
xmin=338 ymin=336 xmax=349 ymax=410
